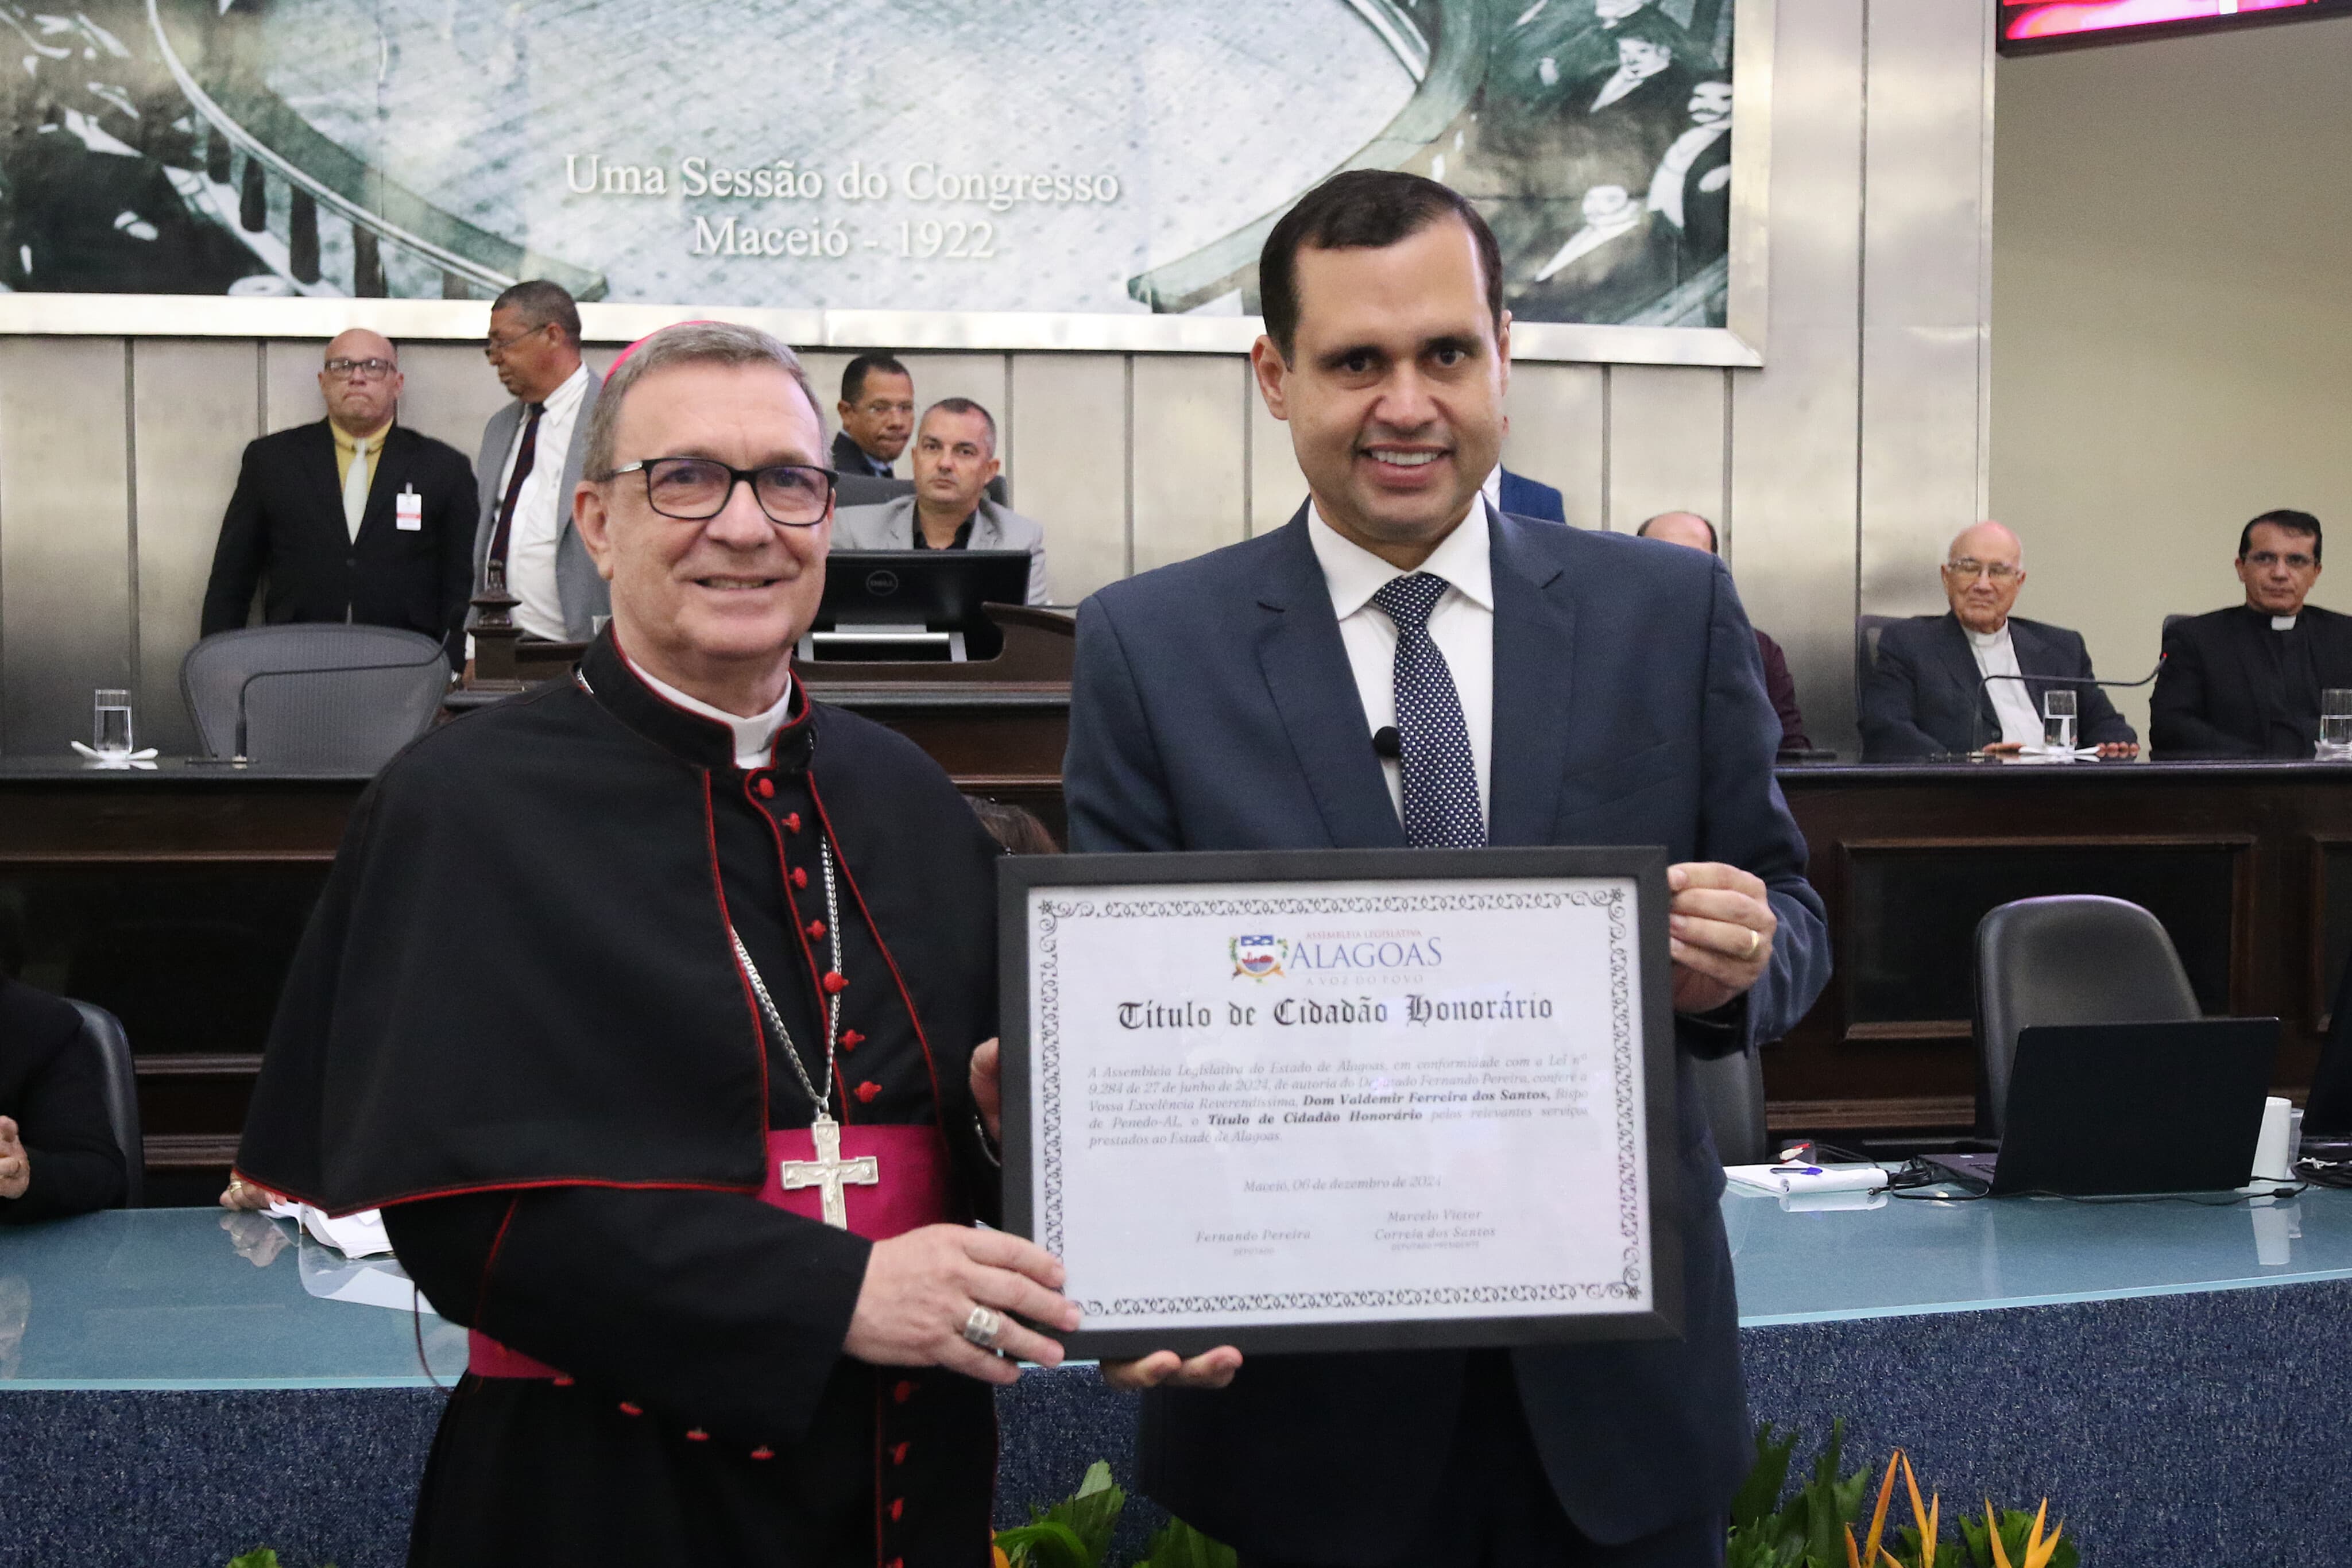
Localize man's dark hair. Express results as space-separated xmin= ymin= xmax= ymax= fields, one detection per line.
xmin=841 ymin=353 xmax=911 ymax=407
xmin=2239 ymin=509 xmax=2323 ymax=563
xmin=1613 ymin=11 xmax=1693 ymax=53
xmin=490 ymin=279 xmax=581 ymax=346
xmin=923 ymin=396 xmax=997 ymax=455
xmin=1637 ymin=512 xmax=1718 ymax=552
xmin=1258 ymin=171 xmax=1503 ymax=365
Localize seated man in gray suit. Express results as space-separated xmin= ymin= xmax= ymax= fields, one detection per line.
xmin=1860 ymin=520 xmax=2138 ymax=761
xmin=832 ymin=397 xmax=1050 ymax=604
xmin=473 ymin=279 xmax=609 ymax=646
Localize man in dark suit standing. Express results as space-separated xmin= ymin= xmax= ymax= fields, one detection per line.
xmin=1064 ymin=171 xmax=1829 ymax=1567
xmin=474 ymin=280 xmax=607 ymax=644
xmin=832 ymin=353 xmax=916 ymax=478
xmin=1639 ymin=511 xmax=1810 ymax=753
xmin=1861 ymin=521 xmax=2138 ymax=761
xmin=2151 ymin=510 xmax=2352 ymax=757
xmin=200 ymin=330 xmax=477 ymax=664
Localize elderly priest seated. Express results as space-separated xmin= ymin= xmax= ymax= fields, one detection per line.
xmin=1861 ymin=521 xmax=2138 ymax=761
xmin=833 ymin=397 xmax=1050 ymax=603
xmin=2150 ymin=509 xmax=2352 ymax=757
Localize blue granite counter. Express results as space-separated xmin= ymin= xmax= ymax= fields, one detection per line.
xmin=4 ymin=1188 xmax=2347 ymax=1564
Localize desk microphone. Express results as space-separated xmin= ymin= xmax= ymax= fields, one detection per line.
xmin=1371 ymin=726 xmax=1402 ymax=760
xmin=1966 ymin=655 xmax=2166 ymax=756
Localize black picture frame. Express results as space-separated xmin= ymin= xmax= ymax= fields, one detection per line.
xmin=996 ymin=845 xmax=1683 ymax=1360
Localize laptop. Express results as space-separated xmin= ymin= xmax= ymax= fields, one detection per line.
xmin=1925 ymin=1018 xmax=2279 ymax=1195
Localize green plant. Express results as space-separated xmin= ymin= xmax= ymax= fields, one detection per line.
xmin=993 ymin=1460 xmax=1236 ymax=1568
xmin=1726 ymin=1426 xmax=2074 ymax=1568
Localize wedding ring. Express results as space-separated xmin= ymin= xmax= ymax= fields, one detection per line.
xmin=1743 ymin=928 xmax=1762 ymax=958
xmin=962 ymin=1304 xmax=1005 ymax=1350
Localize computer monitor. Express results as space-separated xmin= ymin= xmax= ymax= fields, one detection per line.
xmin=811 ymin=549 xmax=1031 ymax=661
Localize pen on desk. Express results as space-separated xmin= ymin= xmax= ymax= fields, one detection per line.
xmin=1770 ymin=1166 xmax=1825 ymax=1176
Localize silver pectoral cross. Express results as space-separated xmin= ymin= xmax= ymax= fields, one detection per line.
xmin=778 ymin=1113 xmax=879 ymax=1229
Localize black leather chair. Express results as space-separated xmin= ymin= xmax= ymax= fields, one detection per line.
xmin=1689 ymin=1044 xmax=1771 ymax=1165
xmin=1972 ymin=895 xmax=2200 ymax=1139
xmin=1855 ymin=613 xmax=1905 ymax=700
xmin=63 ymin=1000 xmax=142 ymax=1208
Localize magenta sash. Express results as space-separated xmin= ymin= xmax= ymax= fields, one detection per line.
xmin=468 ymin=1125 xmax=957 ymax=1380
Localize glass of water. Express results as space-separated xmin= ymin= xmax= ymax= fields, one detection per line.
xmin=91 ymin=688 xmax=134 ymax=755
xmin=2041 ymin=689 xmax=2077 ymax=756
xmin=2322 ymin=689 xmax=2352 ymax=760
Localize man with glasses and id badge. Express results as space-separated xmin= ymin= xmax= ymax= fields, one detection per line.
xmin=2153 ymin=509 xmax=2352 ymax=757
xmin=1861 ymin=520 xmax=2140 ymax=761
xmin=200 ymin=327 xmax=478 ymax=665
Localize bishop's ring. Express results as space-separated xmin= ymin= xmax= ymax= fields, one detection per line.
xmin=962 ymin=1304 xmax=1005 ymax=1351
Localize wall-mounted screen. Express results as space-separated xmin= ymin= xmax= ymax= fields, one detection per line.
xmin=2001 ymin=0 xmax=2352 ymax=54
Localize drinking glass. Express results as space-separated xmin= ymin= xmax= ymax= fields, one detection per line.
xmin=2321 ymin=689 xmax=2352 ymax=759
xmin=2041 ymin=689 xmax=2076 ymax=755
xmin=91 ymin=688 xmax=133 ymax=755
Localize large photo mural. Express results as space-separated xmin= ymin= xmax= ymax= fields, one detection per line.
xmin=0 ymin=0 xmax=1736 ymax=332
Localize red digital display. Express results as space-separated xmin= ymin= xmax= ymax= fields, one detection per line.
xmin=2001 ymin=0 xmax=2346 ymax=50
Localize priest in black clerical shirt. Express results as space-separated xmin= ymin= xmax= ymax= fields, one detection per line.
xmin=2152 ymin=509 xmax=2352 ymax=758
xmin=234 ymin=322 xmax=1081 ymax=1567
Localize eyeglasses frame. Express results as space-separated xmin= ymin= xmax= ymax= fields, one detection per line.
xmin=601 ymin=456 xmax=838 ymax=528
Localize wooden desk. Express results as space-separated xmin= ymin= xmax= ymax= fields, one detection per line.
xmin=13 ymin=740 xmax=2349 ymax=1184
xmin=1770 ymin=758 xmax=2352 ymax=1136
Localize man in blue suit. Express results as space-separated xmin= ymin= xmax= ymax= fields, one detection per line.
xmin=1492 ymin=460 xmax=1568 ymax=524
xmin=1063 ymin=171 xmax=1830 ymax=1567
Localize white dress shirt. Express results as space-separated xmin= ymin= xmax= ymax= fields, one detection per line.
xmin=1480 ymin=466 xmax=1502 ymax=513
xmin=499 ymin=363 xmax=593 ymax=641
xmin=629 ymin=656 xmax=796 ymax=771
xmin=1966 ymin=624 xmax=2044 ymax=749
xmin=1308 ymin=500 xmax=1495 ymax=827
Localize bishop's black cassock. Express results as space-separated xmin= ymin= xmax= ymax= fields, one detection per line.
xmin=236 ymin=632 xmax=1005 ymax=1567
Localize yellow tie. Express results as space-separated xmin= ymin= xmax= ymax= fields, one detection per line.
xmin=343 ymin=436 xmax=370 ymax=542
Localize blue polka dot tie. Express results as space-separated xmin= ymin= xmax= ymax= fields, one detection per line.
xmin=1371 ymin=572 xmax=1487 ymax=849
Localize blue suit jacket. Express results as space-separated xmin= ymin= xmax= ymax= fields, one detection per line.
xmin=1064 ymin=505 xmax=1830 ymax=1555
xmin=1498 ymin=466 xmax=1568 ymax=524
xmin=1859 ymin=612 xmax=2137 ymax=760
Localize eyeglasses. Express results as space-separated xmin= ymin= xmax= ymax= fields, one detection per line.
xmin=856 ymin=398 xmax=915 ymax=417
xmin=604 ymin=457 xmax=836 ymax=526
xmin=1944 ymin=559 xmax=2020 ymax=582
xmin=324 ymin=358 xmax=396 ymax=381
xmin=483 ymin=324 xmax=550 ymax=357
xmin=2245 ymin=551 xmax=2319 ymax=571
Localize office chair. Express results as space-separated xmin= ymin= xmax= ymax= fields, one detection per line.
xmin=1972 ymin=895 xmax=2200 ymax=1139
xmin=182 ymin=625 xmax=447 ymax=770
xmin=1855 ymin=614 xmax=1905 ymax=697
xmin=64 ymin=1000 xmax=142 ymax=1209
xmin=1689 ymin=1044 xmax=1771 ymax=1166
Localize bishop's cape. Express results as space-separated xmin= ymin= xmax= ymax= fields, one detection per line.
xmin=236 ymin=632 xmax=1007 ymax=1568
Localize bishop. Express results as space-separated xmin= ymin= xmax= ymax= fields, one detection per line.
xmin=234 ymin=322 xmax=1079 ymax=1567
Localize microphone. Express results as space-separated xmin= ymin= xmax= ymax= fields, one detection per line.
xmin=1967 ymin=655 xmax=2165 ymax=756
xmin=1371 ymin=726 xmax=1402 ymax=760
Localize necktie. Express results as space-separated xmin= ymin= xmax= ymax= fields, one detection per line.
xmin=487 ymin=402 xmax=546 ymax=579
xmin=1371 ymin=572 xmax=1486 ymax=848
xmin=342 ymin=435 xmax=370 ymax=543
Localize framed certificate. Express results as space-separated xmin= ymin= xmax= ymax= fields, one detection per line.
xmin=999 ymin=847 xmax=1682 ymax=1359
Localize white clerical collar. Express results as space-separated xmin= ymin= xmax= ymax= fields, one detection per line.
xmin=2273 ymin=614 xmax=2300 ymax=632
xmin=1308 ymin=498 xmax=1496 ymax=622
xmin=1964 ymin=624 xmax=2012 ymax=650
xmin=628 ymin=657 xmax=796 ymax=770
